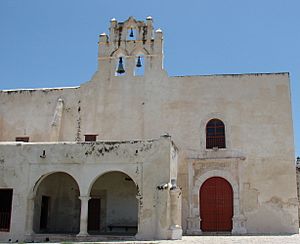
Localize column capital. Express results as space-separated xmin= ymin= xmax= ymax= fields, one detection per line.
xmin=28 ymin=192 xmax=36 ymax=201
xmin=79 ymin=196 xmax=91 ymax=201
xmin=170 ymin=187 xmax=181 ymax=195
xmin=28 ymin=196 xmax=35 ymax=201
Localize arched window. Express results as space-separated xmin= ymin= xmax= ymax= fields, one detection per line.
xmin=206 ymin=119 xmax=226 ymax=149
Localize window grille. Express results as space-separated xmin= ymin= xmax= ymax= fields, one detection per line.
xmin=206 ymin=119 xmax=226 ymax=149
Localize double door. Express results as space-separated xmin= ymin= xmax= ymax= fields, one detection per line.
xmin=200 ymin=177 xmax=233 ymax=232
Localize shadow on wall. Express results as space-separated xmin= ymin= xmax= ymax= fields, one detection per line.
xmin=33 ymin=172 xmax=80 ymax=234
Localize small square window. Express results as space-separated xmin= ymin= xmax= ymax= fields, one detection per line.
xmin=15 ymin=136 xmax=29 ymax=142
xmin=85 ymin=134 xmax=98 ymax=142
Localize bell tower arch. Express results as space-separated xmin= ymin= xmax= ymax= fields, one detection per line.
xmin=97 ymin=16 xmax=165 ymax=78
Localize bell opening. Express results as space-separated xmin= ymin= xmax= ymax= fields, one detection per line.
xmin=116 ymin=57 xmax=126 ymax=76
xmin=130 ymin=28 xmax=134 ymax=37
xmin=127 ymin=28 xmax=136 ymax=40
xmin=136 ymin=56 xmax=142 ymax=68
xmin=134 ymin=55 xmax=144 ymax=76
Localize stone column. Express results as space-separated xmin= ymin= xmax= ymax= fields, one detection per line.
xmin=134 ymin=193 xmax=143 ymax=240
xmin=25 ymin=196 xmax=35 ymax=237
xmin=169 ymin=188 xmax=182 ymax=239
xmin=232 ymin=214 xmax=247 ymax=234
xmin=77 ymin=196 xmax=90 ymax=236
xmin=155 ymin=189 xmax=169 ymax=239
xmin=170 ymin=188 xmax=181 ymax=227
xmin=186 ymin=216 xmax=202 ymax=235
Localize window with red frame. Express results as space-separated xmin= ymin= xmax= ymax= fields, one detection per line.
xmin=206 ymin=119 xmax=226 ymax=149
xmin=85 ymin=134 xmax=98 ymax=142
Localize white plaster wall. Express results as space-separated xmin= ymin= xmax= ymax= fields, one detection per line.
xmin=0 ymin=72 xmax=297 ymax=234
xmin=0 ymin=88 xmax=80 ymax=142
xmin=0 ymin=16 xmax=296 ymax=235
xmin=0 ymin=137 xmax=178 ymax=241
xmin=78 ymin=72 xmax=296 ymax=233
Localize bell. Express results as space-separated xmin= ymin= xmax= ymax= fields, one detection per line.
xmin=136 ymin=56 xmax=142 ymax=67
xmin=129 ymin=28 xmax=134 ymax=38
xmin=116 ymin=57 xmax=125 ymax=74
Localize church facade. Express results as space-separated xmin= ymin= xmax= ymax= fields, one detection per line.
xmin=0 ymin=17 xmax=298 ymax=242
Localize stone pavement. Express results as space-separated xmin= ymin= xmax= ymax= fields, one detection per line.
xmin=26 ymin=234 xmax=300 ymax=244
xmin=164 ymin=235 xmax=300 ymax=244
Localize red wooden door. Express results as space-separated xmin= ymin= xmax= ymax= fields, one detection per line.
xmin=200 ymin=177 xmax=233 ymax=231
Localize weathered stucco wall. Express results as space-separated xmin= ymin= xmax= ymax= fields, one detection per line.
xmin=0 ymin=87 xmax=80 ymax=142
xmin=0 ymin=16 xmax=297 ymax=241
xmin=0 ymin=137 xmax=181 ymax=242
xmin=0 ymin=72 xmax=297 ymax=235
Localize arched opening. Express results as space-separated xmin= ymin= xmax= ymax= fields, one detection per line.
xmin=88 ymin=171 xmax=138 ymax=235
xmin=206 ymin=118 xmax=226 ymax=149
xmin=33 ymin=172 xmax=80 ymax=234
xmin=134 ymin=55 xmax=144 ymax=76
xmin=200 ymin=177 xmax=233 ymax=232
xmin=127 ymin=27 xmax=137 ymax=40
xmin=115 ymin=56 xmax=126 ymax=76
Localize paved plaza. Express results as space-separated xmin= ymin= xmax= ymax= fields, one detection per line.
xmin=16 ymin=233 xmax=300 ymax=244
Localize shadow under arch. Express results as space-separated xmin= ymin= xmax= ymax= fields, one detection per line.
xmin=87 ymin=170 xmax=139 ymax=235
xmin=32 ymin=171 xmax=81 ymax=234
xmin=88 ymin=170 xmax=139 ymax=196
xmin=32 ymin=171 xmax=81 ymax=197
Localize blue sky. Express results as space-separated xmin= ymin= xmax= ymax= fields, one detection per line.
xmin=0 ymin=0 xmax=299 ymax=157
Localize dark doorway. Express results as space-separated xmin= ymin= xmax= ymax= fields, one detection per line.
xmin=0 ymin=189 xmax=13 ymax=232
xmin=33 ymin=172 xmax=80 ymax=234
xmin=40 ymin=196 xmax=50 ymax=230
xmin=88 ymin=198 xmax=101 ymax=232
xmin=89 ymin=171 xmax=138 ymax=235
xmin=200 ymin=177 xmax=233 ymax=232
